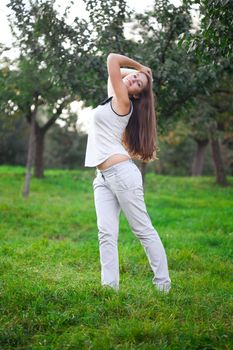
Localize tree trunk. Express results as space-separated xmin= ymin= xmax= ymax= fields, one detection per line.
xmin=140 ymin=161 xmax=147 ymax=186
xmin=23 ymin=108 xmax=37 ymax=197
xmin=209 ymin=126 xmax=228 ymax=186
xmin=154 ymin=159 xmax=164 ymax=174
xmin=34 ymin=124 xmax=45 ymax=178
xmin=191 ymin=139 xmax=209 ymax=176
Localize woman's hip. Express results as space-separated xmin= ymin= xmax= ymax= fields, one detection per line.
xmin=94 ymin=159 xmax=143 ymax=192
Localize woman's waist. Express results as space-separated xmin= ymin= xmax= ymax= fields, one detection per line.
xmin=96 ymin=154 xmax=132 ymax=171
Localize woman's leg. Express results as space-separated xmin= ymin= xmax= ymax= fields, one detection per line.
xmin=93 ymin=174 xmax=121 ymax=290
xmin=114 ymin=162 xmax=171 ymax=292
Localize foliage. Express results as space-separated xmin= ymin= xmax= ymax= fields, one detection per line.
xmin=44 ymin=123 xmax=88 ymax=169
xmin=1 ymin=0 xmax=134 ymax=179
xmin=156 ymin=123 xmax=214 ymax=176
xmin=131 ymin=0 xmax=218 ymax=133
xmin=2 ymin=0 xmax=91 ymax=120
xmin=1 ymin=0 xmax=233 ymax=181
xmin=0 ymin=114 xmax=28 ymax=165
xmin=182 ymin=0 xmax=233 ymax=65
xmin=84 ymin=0 xmax=131 ymax=54
xmin=81 ymin=0 xmax=137 ymax=104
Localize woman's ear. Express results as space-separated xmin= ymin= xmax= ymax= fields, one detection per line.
xmin=133 ymin=94 xmax=140 ymax=99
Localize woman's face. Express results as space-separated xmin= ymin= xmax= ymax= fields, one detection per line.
xmin=123 ymin=72 xmax=148 ymax=97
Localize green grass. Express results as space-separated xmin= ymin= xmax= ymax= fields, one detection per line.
xmin=0 ymin=165 xmax=232 ymax=350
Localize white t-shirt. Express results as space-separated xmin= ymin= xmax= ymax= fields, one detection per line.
xmin=84 ymin=96 xmax=133 ymax=167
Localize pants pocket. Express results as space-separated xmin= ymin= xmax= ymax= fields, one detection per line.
xmin=115 ymin=165 xmax=143 ymax=191
xmin=92 ymin=175 xmax=100 ymax=188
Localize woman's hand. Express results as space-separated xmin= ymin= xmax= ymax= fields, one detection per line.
xmin=139 ymin=65 xmax=153 ymax=81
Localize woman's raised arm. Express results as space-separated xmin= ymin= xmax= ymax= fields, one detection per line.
xmin=107 ymin=53 xmax=152 ymax=100
xmin=107 ymin=53 xmax=143 ymax=104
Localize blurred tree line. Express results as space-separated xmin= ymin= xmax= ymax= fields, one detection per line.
xmin=0 ymin=0 xmax=232 ymax=191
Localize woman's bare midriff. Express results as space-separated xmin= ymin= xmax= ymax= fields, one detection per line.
xmin=96 ymin=154 xmax=131 ymax=171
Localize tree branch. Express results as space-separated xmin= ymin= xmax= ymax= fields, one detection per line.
xmin=41 ymin=96 xmax=72 ymax=133
xmin=160 ymin=25 xmax=175 ymax=64
xmin=213 ymin=89 xmax=233 ymax=95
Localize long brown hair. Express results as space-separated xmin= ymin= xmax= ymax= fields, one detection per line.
xmin=121 ymin=73 xmax=158 ymax=162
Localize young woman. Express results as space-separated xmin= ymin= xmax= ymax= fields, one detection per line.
xmin=84 ymin=53 xmax=171 ymax=293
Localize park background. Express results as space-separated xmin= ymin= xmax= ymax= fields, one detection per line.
xmin=0 ymin=0 xmax=232 ymax=349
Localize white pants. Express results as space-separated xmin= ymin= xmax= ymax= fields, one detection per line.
xmin=92 ymin=159 xmax=171 ymax=292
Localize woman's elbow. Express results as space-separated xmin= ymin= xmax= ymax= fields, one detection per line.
xmin=107 ymin=53 xmax=117 ymax=62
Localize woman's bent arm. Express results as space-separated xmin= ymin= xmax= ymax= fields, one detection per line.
xmin=107 ymin=53 xmax=152 ymax=78
xmin=107 ymin=53 xmax=142 ymax=71
xmin=107 ymin=53 xmax=143 ymax=104
xmin=120 ymin=68 xmax=138 ymax=77
xmin=107 ymin=68 xmax=139 ymax=96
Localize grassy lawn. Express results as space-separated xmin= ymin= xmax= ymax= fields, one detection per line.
xmin=0 ymin=165 xmax=232 ymax=350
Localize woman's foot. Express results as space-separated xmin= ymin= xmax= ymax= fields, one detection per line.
xmin=155 ymin=282 xmax=171 ymax=293
xmin=102 ymin=282 xmax=119 ymax=292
